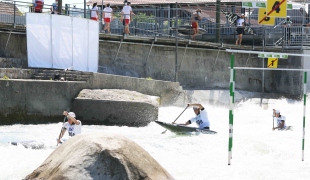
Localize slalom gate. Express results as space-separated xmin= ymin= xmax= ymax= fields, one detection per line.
xmin=227 ymin=49 xmax=310 ymax=165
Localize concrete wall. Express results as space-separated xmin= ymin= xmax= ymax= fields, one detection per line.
xmin=0 ymin=32 xmax=305 ymax=96
xmin=99 ymin=41 xmax=303 ymax=96
xmin=0 ymin=73 xmax=182 ymax=125
xmin=0 ymin=32 xmax=27 ymax=61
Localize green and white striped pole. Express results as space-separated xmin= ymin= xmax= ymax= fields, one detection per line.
xmin=302 ymin=71 xmax=307 ymax=161
xmin=228 ymin=53 xmax=235 ymax=165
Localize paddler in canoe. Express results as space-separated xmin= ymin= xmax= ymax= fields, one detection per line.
xmin=173 ymin=103 xmax=210 ymax=130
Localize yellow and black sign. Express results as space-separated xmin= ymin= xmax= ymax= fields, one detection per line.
xmin=258 ymin=8 xmax=275 ymax=25
xmin=266 ymin=0 xmax=287 ymax=18
xmin=267 ymin=58 xmax=278 ymax=68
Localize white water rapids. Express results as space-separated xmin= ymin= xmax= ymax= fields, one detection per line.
xmin=1 ymin=97 xmax=310 ymax=180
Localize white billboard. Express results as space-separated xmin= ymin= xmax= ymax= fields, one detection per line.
xmin=26 ymin=13 xmax=99 ymax=72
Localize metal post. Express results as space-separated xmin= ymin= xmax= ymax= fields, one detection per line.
xmin=262 ymin=58 xmax=264 ymax=92
xmin=168 ymin=4 xmax=171 ymax=36
xmin=58 ymin=0 xmax=62 ymax=15
xmin=216 ymin=0 xmax=220 ymax=43
xmin=263 ymin=26 xmax=265 ymax=50
xmin=175 ymin=2 xmax=178 ymax=82
xmin=13 ymin=1 xmax=16 ymax=28
xmin=302 ymin=71 xmax=307 ymax=161
xmin=228 ymin=53 xmax=235 ymax=165
xmin=101 ymin=0 xmax=104 ymax=31
xmin=84 ymin=0 xmax=86 ymax=18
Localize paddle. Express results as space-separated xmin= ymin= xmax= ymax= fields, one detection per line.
xmin=57 ymin=116 xmax=67 ymax=146
xmin=272 ymin=109 xmax=275 ymax=130
xmin=161 ymin=105 xmax=189 ymax=134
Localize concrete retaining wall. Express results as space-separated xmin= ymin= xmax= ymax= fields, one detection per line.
xmin=0 ymin=32 xmax=305 ymax=96
xmin=1 ymin=30 xmax=307 ymax=126
xmin=0 ymin=73 xmax=182 ymax=125
xmin=0 ymin=32 xmax=27 ymax=61
xmin=99 ymin=41 xmax=303 ymax=96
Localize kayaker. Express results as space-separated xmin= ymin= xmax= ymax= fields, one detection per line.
xmin=173 ymin=103 xmax=210 ymax=129
xmin=57 ymin=111 xmax=82 ymax=144
xmin=272 ymin=109 xmax=286 ymax=130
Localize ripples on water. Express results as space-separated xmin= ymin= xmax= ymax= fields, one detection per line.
xmin=1 ymin=98 xmax=310 ymax=180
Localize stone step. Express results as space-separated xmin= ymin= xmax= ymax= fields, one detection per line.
xmin=32 ymin=69 xmax=92 ymax=82
xmin=33 ymin=75 xmax=89 ymax=81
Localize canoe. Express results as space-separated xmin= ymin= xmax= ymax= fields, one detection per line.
xmin=155 ymin=120 xmax=217 ymax=134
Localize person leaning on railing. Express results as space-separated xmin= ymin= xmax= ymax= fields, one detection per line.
xmin=50 ymin=0 xmax=58 ymax=14
xmin=191 ymin=9 xmax=202 ymax=40
xmin=300 ymin=7 xmax=310 ymax=38
xmin=33 ymin=0 xmax=44 ymax=13
xmin=283 ymin=16 xmax=292 ymax=44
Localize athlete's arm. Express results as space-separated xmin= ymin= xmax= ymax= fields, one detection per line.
xmin=63 ymin=111 xmax=80 ymax=125
xmin=188 ymin=103 xmax=204 ymax=109
xmin=57 ymin=128 xmax=66 ymax=143
xmin=172 ymin=120 xmax=190 ymax=126
xmin=272 ymin=121 xmax=285 ymax=130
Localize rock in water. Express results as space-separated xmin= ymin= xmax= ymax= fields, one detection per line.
xmin=25 ymin=133 xmax=174 ymax=180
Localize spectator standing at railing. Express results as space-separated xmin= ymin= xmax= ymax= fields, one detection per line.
xmin=191 ymin=9 xmax=202 ymax=40
xmin=235 ymin=14 xmax=245 ymax=45
xmin=51 ymin=0 xmax=58 ymax=14
xmin=300 ymin=8 xmax=310 ymax=38
xmin=90 ymin=3 xmax=99 ymax=21
xmin=283 ymin=16 xmax=292 ymax=44
xmin=102 ymin=3 xmax=113 ymax=34
xmin=120 ymin=1 xmax=134 ymax=35
xmin=300 ymin=8 xmax=310 ymax=25
xmin=34 ymin=0 xmax=44 ymax=13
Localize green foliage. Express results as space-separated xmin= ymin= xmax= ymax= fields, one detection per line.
xmin=2 ymin=75 xmax=9 ymax=80
xmin=146 ymin=77 xmax=153 ymax=80
xmin=134 ymin=12 xmax=156 ymax=23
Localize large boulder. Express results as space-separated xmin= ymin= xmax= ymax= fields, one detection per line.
xmin=73 ymin=89 xmax=160 ymax=126
xmin=25 ymin=133 xmax=174 ymax=180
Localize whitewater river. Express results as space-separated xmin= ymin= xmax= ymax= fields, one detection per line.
xmin=1 ymin=98 xmax=310 ymax=180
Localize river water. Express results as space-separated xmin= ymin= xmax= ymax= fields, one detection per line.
xmin=1 ymin=98 xmax=310 ymax=180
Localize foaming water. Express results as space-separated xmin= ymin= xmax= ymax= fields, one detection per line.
xmin=1 ymin=98 xmax=310 ymax=180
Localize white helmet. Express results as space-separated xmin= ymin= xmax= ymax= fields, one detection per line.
xmin=68 ymin=112 xmax=76 ymax=118
xmin=275 ymin=110 xmax=280 ymax=114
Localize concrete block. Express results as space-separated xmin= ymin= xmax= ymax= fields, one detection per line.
xmin=73 ymin=89 xmax=160 ymax=127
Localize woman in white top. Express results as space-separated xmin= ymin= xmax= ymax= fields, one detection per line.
xmin=90 ymin=3 xmax=98 ymax=21
xmin=120 ymin=2 xmax=134 ymax=35
xmin=103 ymin=3 xmax=113 ymax=33
xmin=236 ymin=14 xmax=245 ymax=45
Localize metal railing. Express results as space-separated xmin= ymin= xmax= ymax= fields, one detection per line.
xmin=1 ymin=0 xmax=310 ymax=49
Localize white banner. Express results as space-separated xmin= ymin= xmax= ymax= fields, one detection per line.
xmin=72 ymin=17 xmax=88 ymax=71
xmin=88 ymin=19 xmax=99 ymax=72
xmin=26 ymin=13 xmax=99 ymax=72
xmin=26 ymin=13 xmax=52 ymax=68
xmin=242 ymin=1 xmax=304 ymax=10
